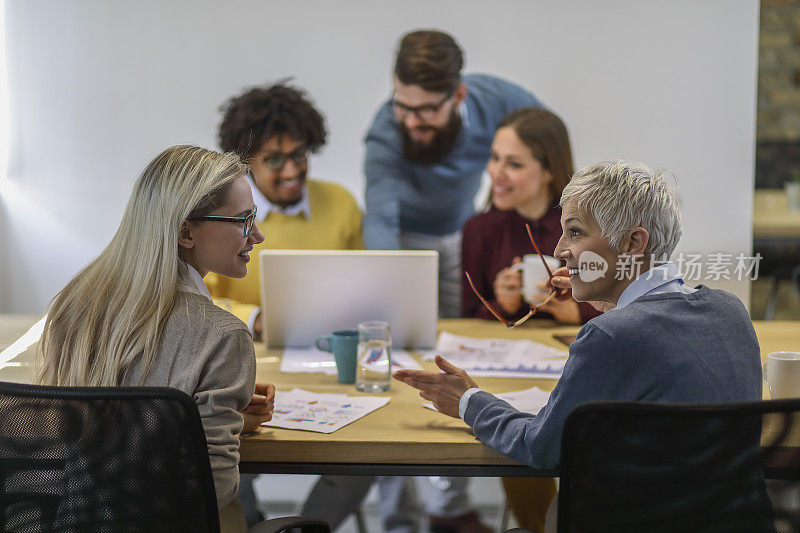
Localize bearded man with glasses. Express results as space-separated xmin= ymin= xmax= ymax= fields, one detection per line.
xmin=360 ymin=29 xmax=543 ymax=533
xmin=364 ymin=29 xmax=542 ymax=322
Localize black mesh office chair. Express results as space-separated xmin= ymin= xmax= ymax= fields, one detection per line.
xmin=557 ymin=400 xmax=800 ymax=533
xmin=0 ymin=381 xmax=329 ymax=533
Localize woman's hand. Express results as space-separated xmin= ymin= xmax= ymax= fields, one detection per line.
xmin=493 ymin=256 xmax=524 ymax=314
xmin=393 ymin=356 xmax=478 ymax=418
xmin=241 ymin=383 xmax=275 ymax=434
xmin=546 ymin=265 xmax=572 ymax=295
xmin=535 ymin=293 xmax=581 ymax=324
xmin=530 ymin=265 xmax=580 ymax=323
xmin=539 ymin=266 xmax=613 ymax=319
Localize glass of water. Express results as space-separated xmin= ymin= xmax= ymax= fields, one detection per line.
xmin=355 ymin=321 xmax=392 ymax=392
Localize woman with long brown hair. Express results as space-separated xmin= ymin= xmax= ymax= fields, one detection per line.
xmin=461 ymin=107 xmax=600 ymax=324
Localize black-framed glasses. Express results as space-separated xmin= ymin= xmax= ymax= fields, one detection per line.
xmin=189 ymin=205 xmax=257 ymax=237
xmin=391 ymin=88 xmax=455 ymax=121
xmin=261 ymin=148 xmax=308 ymax=171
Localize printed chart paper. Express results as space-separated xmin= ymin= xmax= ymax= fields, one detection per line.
xmin=428 ymin=331 xmax=568 ymax=378
xmin=425 ymin=386 xmax=551 ymax=415
xmin=263 ymin=388 xmax=390 ymax=433
xmin=280 ymin=347 xmax=424 ymax=375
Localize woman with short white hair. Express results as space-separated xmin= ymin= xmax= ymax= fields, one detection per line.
xmin=395 ymin=158 xmax=761 ymax=471
xmin=37 ymin=145 xmax=275 ymax=531
xmin=556 ymin=160 xmax=684 ymax=306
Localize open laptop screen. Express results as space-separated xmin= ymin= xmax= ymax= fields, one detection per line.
xmin=259 ymin=250 xmax=438 ymax=348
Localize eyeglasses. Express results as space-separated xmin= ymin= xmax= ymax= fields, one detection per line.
xmin=189 ymin=205 xmax=257 ymax=238
xmin=261 ymin=148 xmax=308 ymax=171
xmin=464 ymin=223 xmax=559 ymax=328
xmin=392 ymin=89 xmax=455 ymax=122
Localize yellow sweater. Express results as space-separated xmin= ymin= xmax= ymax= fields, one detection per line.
xmin=206 ymin=180 xmax=363 ymax=323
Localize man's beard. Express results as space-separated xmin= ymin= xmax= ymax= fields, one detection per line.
xmin=401 ymin=108 xmax=463 ymax=166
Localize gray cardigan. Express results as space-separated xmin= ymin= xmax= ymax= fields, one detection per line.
xmin=123 ymin=290 xmax=256 ymax=508
xmin=463 ymin=286 xmax=762 ymax=470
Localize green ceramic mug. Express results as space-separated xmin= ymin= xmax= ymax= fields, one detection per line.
xmin=315 ymin=329 xmax=359 ymax=384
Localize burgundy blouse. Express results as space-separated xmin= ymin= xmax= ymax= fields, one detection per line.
xmin=460 ymin=205 xmax=601 ymax=323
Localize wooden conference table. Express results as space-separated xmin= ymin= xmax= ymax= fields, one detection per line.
xmin=240 ymin=319 xmax=583 ymax=477
xmin=2 ymin=315 xmax=799 ymax=477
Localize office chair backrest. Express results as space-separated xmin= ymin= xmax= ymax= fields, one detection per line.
xmin=558 ymin=400 xmax=800 ymax=533
xmin=0 ymin=381 xmax=220 ymax=532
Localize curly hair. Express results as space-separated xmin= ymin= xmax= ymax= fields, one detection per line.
xmin=218 ymin=82 xmax=326 ymax=162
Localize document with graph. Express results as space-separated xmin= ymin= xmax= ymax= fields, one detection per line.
xmin=263 ymin=388 xmax=390 ymax=433
xmin=428 ymin=331 xmax=568 ymax=378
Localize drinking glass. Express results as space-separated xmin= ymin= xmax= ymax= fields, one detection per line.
xmin=355 ymin=321 xmax=392 ymax=392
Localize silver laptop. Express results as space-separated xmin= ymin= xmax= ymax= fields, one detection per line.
xmin=259 ymin=250 xmax=438 ymax=348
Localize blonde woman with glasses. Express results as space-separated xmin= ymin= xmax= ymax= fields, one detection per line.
xmin=36 ymin=145 xmax=274 ymax=532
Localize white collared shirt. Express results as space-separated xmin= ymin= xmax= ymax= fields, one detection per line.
xmin=178 ymin=261 xmax=212 ymax=302
xmin=459 ymin=100 xmax=470 ymax=129
xmin=457 ymin=262 xmax=696 ymax=419
xmin=613 ymin=262 xmax=695 ymax=311
xmin=248 ymin=176 xmax=311 ymax=221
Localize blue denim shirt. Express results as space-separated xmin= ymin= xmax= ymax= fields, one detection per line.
xmin=363 ymin=73 xmax=541 ymax=250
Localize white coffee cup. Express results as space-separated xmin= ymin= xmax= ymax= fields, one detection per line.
xmin=763 ymin=351 xmax=800 ymax=399
xmin=511 ymin=254 xmax=562 ymax=304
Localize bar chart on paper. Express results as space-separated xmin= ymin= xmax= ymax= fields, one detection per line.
xmin=264 ymin=388 xmax=390 ymax=433
xmin=429 ymin=331 xmax=568 ymax=378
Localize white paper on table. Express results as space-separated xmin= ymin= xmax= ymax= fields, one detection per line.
xmin=408 ymin=348 xmax=437 ymax=359
xmin=280 ymin=347 xmax=337 ymax=375
xmin=424 ymin=386 xmax=551 ymax=415
xmin=280 ymin=347 xmax=424 ymax=374
xmin=390 ymin=349 xmax=424 ymax=370
xmin=425 ymin=331 xmax=567 ymax=379
xmin=283 ymin=388 xmax=349 ymax=400
xmin=264 ymin=388 xmax=390 ymax=433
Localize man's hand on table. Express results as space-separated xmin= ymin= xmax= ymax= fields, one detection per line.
xmin=241 ymin=382 xmax=275 ymax=434
xmin=393 ymin=355 xmax=478 ymax=418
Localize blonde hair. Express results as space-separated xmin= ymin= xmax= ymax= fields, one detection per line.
xmin=36 ymin=145 xmax=247 ymax=386
xmin=560 ymin=160 xmax=682 ymax=260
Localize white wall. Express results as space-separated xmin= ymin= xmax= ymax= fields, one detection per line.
xmin=1 ymin=0 xmax=759 ymax=313
xmin=0 ymin=200 xmax=7 ymax=312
